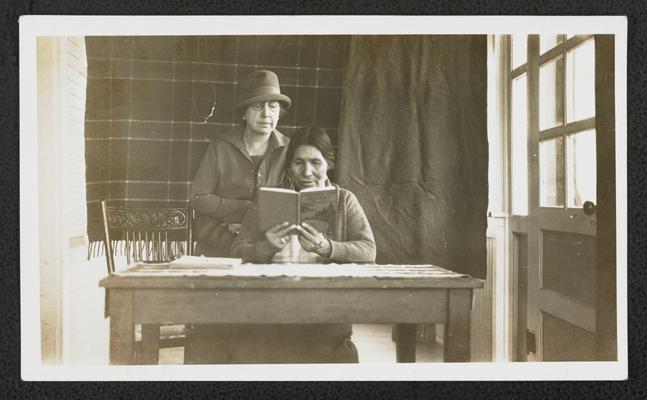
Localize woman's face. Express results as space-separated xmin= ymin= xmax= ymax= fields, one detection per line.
xmin=242 ymin=101 xmax=281 ymax=136
xmin=289 ymin=145 xmax=329 ymax=190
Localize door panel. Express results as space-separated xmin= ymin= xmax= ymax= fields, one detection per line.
xmin=536 ymin=288 xmax=596 ymax=333
xmin=541 ymin=230 xmax=596 ymax=306
xmin=515 ymin=233 xmax=528 ymax=361
xmin=536 ymin=208 xmax=597 ymax=235
xmin=542 ymin=311 xmax=596 ymax=361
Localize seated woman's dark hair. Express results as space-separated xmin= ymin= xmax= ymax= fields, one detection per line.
xmin=285 ymin=126 xmax=336 ymax=171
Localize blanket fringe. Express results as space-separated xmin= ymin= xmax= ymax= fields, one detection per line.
xmin=87 ymin=239 xmax=189 ymax=265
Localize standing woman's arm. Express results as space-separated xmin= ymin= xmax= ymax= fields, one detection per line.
xmin=190 ymin=141 xmax=251 ymax=222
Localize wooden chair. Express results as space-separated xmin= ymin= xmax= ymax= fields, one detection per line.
xmin=101 ymin=200 xmax=194 ymax=364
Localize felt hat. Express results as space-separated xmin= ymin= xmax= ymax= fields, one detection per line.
xmin=236 ymin=69 xmax=292 ymax=111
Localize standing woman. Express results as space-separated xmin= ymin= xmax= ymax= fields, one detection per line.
xmin=186 ymin=70 xmax=291 ymax=363
xmin=190 ymin=70 xmax=292 ymax=256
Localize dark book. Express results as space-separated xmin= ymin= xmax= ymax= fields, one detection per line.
xmin=258 ymin=186 xmax=338 ymax=234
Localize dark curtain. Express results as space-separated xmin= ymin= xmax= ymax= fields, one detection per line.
xmin=83 ymin=35 xmax=349 ymax=253
xmin=336 ymin=36 xmax=488 ymax=279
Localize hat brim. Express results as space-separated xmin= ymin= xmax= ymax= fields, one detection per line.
xmin=236 ymin=93 xmax=292 ymax=111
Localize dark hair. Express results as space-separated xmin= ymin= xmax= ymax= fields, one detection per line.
xmin=285 ymin=126 xmax=335 ymax=171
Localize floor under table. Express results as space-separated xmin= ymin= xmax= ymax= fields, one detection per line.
xmin=158 ymin=324 xmax=444 ymax=364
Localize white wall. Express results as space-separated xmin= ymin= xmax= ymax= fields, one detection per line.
xmin=37 ymin=35 xmax=63 ymax=364
xmin=63 ymin=240 xmax=110 ymax=365
xmin=38 ymin=36 xmax=110 ymax=365
xmin=486 ymin=35 xmax=508 ymax=361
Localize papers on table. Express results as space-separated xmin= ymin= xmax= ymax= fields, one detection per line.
xmin=128 ymin=261 xmax=470 ymax=279
xmin=226 ymin=263 xmax=469 ymax=278
xmin=168 ymin=255 xmax=241 ymax=269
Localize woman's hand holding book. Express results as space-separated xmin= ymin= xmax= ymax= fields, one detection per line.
xmin=265 ymin=221 xmax=296 ymax=249
xmin=296 ymin=222 xmax=332 ymax=258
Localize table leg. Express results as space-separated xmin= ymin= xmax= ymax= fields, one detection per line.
xmin=140 ymin=324 xmax=161 ymax=364
xmin=109 ymin=289 xmax=135 ymax=365
xmin=444 ymin=289 xmax=472 ymax=362
xmin=395 ymin=323 xmax=417 ymax=363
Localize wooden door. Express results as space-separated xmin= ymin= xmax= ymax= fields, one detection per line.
xmin=523 ymin=34 xmax=615 ymax=361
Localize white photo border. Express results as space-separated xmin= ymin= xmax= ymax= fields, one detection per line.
xmin=19 ymin=15 xmax=628 ymax=381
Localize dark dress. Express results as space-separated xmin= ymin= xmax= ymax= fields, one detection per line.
xmin=189 ymin=128 xmax=289 ymax=257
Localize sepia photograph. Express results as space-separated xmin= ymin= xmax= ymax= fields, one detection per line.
xmin=19 ymin=16 xmax=627 ymax=380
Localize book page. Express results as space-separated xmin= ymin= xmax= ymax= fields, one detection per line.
xmin=300 ymin=185 xmax=337 ymax=193
xmin=299 ymin=186 xmax=338 ymax=234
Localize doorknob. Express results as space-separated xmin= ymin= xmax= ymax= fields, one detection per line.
xmin=583 ymin=201 xmax=596 ymax=215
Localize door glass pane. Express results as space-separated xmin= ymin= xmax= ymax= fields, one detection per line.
xmin=539 ymin=34 xmax=564 ymax=54
xmin=540 ymin=137 xmax=565 ymax=207
xmin=512 ymin=35 xmax=527 ymax=69
xmin=567 ymin=129 xmax=596 ymax=208
xmin=566 ymin=39 xmax=596 ymax=122
xmin=511 ymin=74 xmax=528 ymax=215
xmin=539 ymin=56 xmax=565 ymax=131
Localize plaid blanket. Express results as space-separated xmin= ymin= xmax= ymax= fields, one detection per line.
xmin=84 ymin=35 xmax=348 ymax=256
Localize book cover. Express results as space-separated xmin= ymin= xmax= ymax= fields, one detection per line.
xmin=258 ymin=187 xmax=300 ymax=232
xmin=258 ymin=186 xmax=338 ymax=234
xmin=299 ymin=187 xmax=338 ymax=233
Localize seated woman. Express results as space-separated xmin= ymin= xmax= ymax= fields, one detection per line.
xmin=230 ymin=125 xmax=376 ymax=363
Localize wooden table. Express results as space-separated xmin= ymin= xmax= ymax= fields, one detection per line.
xmin=100 ymin=263 xmax=483 ymax=365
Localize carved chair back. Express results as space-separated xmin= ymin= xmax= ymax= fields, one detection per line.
xmin=101 ymin=200 xmax=193 ymax=274
xmin=101 ymin=201 xmax=193 ymax=362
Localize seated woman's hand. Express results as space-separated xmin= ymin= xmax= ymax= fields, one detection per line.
xmin=265 ymin=221 xmax=296 ymax=249
xmin=296 ymin=222 xmax=331 ymax=257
